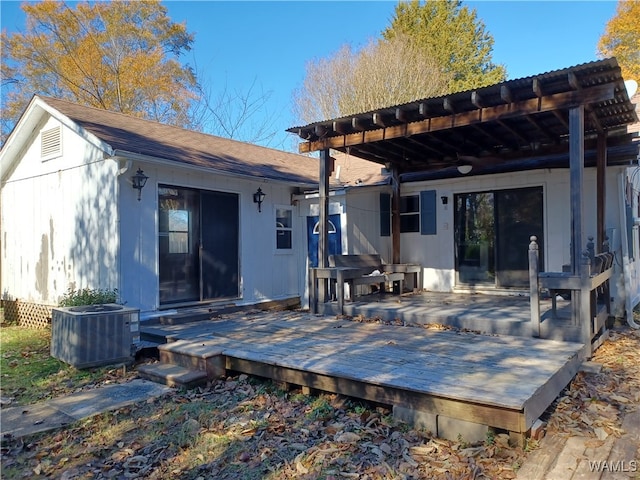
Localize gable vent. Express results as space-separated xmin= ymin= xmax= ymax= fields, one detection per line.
xmin=41 ymin=126 xmax=62 ymax=159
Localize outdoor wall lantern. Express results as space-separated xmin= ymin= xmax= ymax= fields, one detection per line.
xmin=253 ymin=187 xmax=266 ymax=212
xmin=131 ymin=168 xmax=148 ymax=201
xmin=440 ymin=195 xmax=448 ymax=205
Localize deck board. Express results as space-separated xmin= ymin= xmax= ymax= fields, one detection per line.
xmin=149 ymin=310 xmax=583 ymax=434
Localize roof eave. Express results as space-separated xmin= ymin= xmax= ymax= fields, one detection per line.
xmin=112 ymin=149 xmax=318 ymax=188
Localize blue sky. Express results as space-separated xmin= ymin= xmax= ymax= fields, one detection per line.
xmin=1 ymin=1 xmax=619 ymax=151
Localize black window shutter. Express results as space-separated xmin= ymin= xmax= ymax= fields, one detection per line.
xmin=420 ymin=190 xmax=437 ymax=235
xmin=380 ymin=193 xmax=391 ymax=237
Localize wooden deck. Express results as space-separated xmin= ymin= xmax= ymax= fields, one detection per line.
xmin=141 ymin=307 xmax=584 ymax=444
xmin=317 ymin=290 xmax=580 ymax=342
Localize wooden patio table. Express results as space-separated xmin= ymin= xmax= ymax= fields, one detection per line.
xmin=310 ymin=263 xmax=421 ymax=314
xmin=384 ymin=263 xmax=423 ymax=291
xmin=310 ymin=267 xmax=370 ymax=314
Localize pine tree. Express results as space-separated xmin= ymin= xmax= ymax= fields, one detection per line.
xmin=382 ymin=0 xmax=506 ymax=92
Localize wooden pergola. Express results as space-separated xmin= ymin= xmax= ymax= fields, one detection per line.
xmin=288 ymin=58 xmax=638 ymax=354
xmin=289 ymin=58 xmax=637 ymax=268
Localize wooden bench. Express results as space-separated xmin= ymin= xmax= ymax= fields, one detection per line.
xmin=328 ymin=254 xmax=405 ymax=310
xmin=549 ymin=251 xmax=614 ymax=317
xmin=530 ymin=236 xmax=614 ymax=354
xmin=309 ymin=255 xmax=422 ymax=314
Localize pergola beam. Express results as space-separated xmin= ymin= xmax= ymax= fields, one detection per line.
xmin=299 ymin=84 xmax=615 ymax=154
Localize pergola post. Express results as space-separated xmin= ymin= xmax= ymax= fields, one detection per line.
xmin=596 ymin=133 xmax=607 ymax=251
xmin=318 ymin=149 xmax=331 ymax=302
xmin=570 ymin=105 xmax=585 ymax=275
xmin=570 ymin=106 xmax=585 ymax=326
xmin=391 ymin=166 xmax=401 ymax=264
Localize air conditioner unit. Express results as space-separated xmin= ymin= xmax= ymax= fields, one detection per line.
xmin=51 ymin=304 xmax=140 ymax=369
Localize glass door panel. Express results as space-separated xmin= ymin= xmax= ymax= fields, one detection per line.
xmin=159 ymin=186 xmax=200 ymax=305
xmin=455 ymin=187 xmax=543 ymax=288
xmin=495 ymin=187 xmax=543 ymax=287
xmin=200 ymin=191 xmax=239 ymax=300
xmin=455 ymin=192 xmax=495 ymax=285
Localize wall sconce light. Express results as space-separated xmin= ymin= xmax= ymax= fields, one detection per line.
xmin=457 ymin=164 xmax=473 ymax=175
xmin=131 ymin=168 xmax=148 ymax=201
xmin=253 ymin=187 xmax=266 ymax=212
xmin=441 ymin=195 xmax=448 ymax=205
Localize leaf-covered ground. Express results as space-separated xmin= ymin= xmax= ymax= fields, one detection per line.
xmin=546 ymin=327 xmax=640 ymax=440
xmin=1 ymin=322 xmax=638 ymax=479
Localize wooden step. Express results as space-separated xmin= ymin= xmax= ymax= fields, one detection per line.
xmin=151 ymin=311 xmax=216 ymax=325
xmin=158 ymin=339 xmax=226 ymax=379
xmin=137 ymin=340 xmax=227 ymax=389
xmin=138 ymin=363 xmax=208 ymax=388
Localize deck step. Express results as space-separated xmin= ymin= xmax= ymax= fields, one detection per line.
xmin=150 ymin=311 xmax=217 ymax=325
xmin=159 ymin=340 xmax=225 ymax=373
xmin=138 ymin=340 xmax=227 ymax=389
xmin=138 ymin=363 xmax=208 ymax=388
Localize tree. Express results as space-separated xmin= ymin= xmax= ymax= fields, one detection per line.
xmin=598 ymin=1 xmax=640 ymax=81
xmin=1 ymin=0 xmax=197 ymax=142
xmin=292 ymin=0 xmax=505 ymax=125
xmin=191 ymin=74 xmax=283 ymax=147
xmin=293 ymin=34 xmax=451 ymax=125
xmin=382 ymin=0 xmax=506 ymax=93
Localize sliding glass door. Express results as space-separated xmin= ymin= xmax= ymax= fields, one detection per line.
xmin=159 ymin=186 xmax=239 ymax=305
xmin=200 ymin=191 xmax=239 ymax=300
xmin=455 ymin=192 xmax=495 ymax=285
xmin=455 ymin=187 xmax=543 ymax=288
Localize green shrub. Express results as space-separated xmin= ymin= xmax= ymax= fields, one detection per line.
xmin=58 ymin=287 xmax=118 ymax=307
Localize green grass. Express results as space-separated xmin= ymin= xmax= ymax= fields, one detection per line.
xmin=0 ymin=326 xmax=108 ymax=405
xmin=306 ymin=395 xmax=334 ymax=421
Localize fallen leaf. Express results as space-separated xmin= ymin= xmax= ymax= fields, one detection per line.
xmin=335 ymin=432 xmax=361 ymax=443
xmin=609 ymin=394 xmax=629 ymax=403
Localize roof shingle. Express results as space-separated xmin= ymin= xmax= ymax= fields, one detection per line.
xmin=40 ymin=96 xmax=325 ymax=185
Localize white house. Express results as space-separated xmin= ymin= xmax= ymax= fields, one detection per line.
xmin=2 ymin=59 xmax=639 ymax=338
xmin=0 ymin=95 xmax=382 ymax=324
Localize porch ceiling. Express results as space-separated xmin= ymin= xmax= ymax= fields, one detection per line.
xmin=287 ymin=58 xmax=639 ymax=173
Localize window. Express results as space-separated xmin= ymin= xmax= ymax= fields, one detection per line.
xmin=158 ymin=186 xmax=193 ymax=255
xmin=400 ymin=195 xmax=420 ymax=232
xmin=312 ymin=220 xmax=337 ymax=234
xmin=41 ymin=126 xmax=62 ymax=160
xmin=276 ymin=208 xmax=293 ymax=249
xmin=167 ymin=210 xmax=190 ymax=254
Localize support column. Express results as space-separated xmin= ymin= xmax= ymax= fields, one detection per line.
xmin=391 ymin=166 xmax=401 ymax=264
xmin=570 ymin=106 xmax=585 ymax=275
xmin=569 ymin=105 xmax=589 ymax=329
xmin=318 ymin=149 xmax=331 ymax=302
xmin=596 ymin=133 xmax=607 ymax=251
